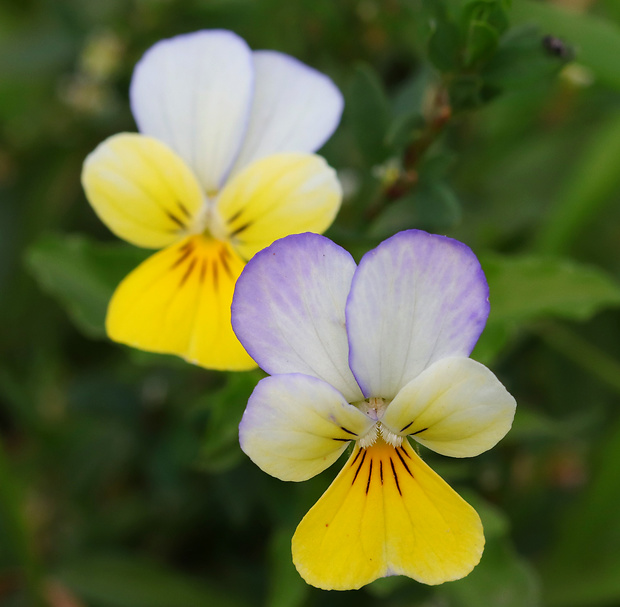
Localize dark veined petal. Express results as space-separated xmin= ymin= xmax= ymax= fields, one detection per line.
xmin=106 ymin=235 xmax=255 ymax=370
xmin=292 ymin=439 xmax=484 ymax=590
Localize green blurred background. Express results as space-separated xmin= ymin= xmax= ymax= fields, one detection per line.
xmin=3 ymin=0 xmax=620 ymax=605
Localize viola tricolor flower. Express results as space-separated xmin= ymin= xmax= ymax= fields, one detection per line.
xmin=81 ymin=30 xmax=343 ymax=369
xmin=232 ymin=230 xmax=516 ymax=590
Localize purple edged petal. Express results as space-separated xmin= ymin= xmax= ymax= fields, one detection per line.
xmin=229 ymin=50 xmax=343 ymax=175
xmin=130 ymin=30 xmax=254 ymax=192
xmin=239 ymin=373 xmax=374 ymax=481
xmin=346 ymin=230 xmax=489 ymax=399
xmin=232 ymin=233 xmax=363 ymax=402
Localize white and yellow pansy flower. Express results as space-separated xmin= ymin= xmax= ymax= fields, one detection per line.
xmin=82 ymin=30 xmax=343 ymax=370
xmin=232 ymin=230 xmax=516 ymax=590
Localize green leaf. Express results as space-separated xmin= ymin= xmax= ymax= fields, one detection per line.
xmin=464 ymin=20 xmax=500 ymax=67
xmin=511 ymin=0 xmax=620 ymax=90
xmin=26 ymin=234 xmax=148 ymax=338
xmin=57 ymin=555 xmax=247 ymax=607
xmin=461 ymin=0 xmax=511 ymax=36
xmin=482 ymin=25 xmax=566 ymax=90
xmin=473 ymin=254 xmax=620 ymax=363
xmin=482 ymin=254 xmax=620 ymax=324
xmin=347 ymin=64 xmax=392 ymax=166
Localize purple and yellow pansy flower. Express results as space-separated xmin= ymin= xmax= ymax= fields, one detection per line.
xmin=232 ymin=229 xmax=516 ymax=590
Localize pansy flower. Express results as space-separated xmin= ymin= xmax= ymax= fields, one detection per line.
xmin=232 ymin=230 xmax=516 ymax=590
xmin=81 ymin=30 xmax=343 ymax=369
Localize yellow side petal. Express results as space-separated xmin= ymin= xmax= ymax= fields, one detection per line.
xmin=82 ymin=133 xmax=205 ymax=249
xmin=106 ymin=235 xmax=256 ymax=370
xmin=292 ymin=440 xmax=484 ymax=590
xmin=216 ymin=152 xmax=341 ymax=260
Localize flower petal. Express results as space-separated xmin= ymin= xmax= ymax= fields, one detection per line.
xmin=130 ymin=30 xmax=254 ymax=191
xmin=229 ymin=50 xmax=343 ymax=174
xmin=346 ymin=230 xmax=490 ymax=399
xmin=239 ymin=373 xmax=373 ymax=482
xmin=232 ymin=233 xmax=363 ymax=402
xmin=217 ymin=152 xmax=341 ymax=261
xmin=381 ymin=357 xmax=516 ymax=458
xmin=292 ymin=440 xmax=484 ymax=590
xmin=106 ymin=235 xmax=255 ymax=370
xmin=82 ymin=134 xmax=204 ymax=249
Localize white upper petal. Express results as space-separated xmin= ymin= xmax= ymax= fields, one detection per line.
xmin=381 ymin=357 xmax=516 ymax=458
xmin=346 ymin=230 xmax=490 ymax=399
xmin=130 ymin=30 xmax=254 ymax=192
xmin=239 ymin=373 xmax=374 ymax=481
xmin=232 ymin=233 xmax=363 ymax=402
xmin=229 ymin=50 xmax=343 ymax=175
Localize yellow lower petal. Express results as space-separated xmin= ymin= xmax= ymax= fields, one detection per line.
xmin=292 ymin=439 xmax=484 ymax=590
xmin=106 ymin=235 xmax=256 ymax=370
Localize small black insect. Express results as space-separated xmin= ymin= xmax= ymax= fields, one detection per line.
xmin=542 ymin=35 xmax=572 ymax=60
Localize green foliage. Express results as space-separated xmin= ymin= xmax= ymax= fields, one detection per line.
xmin=483 ymin=254 xmax=620 ymax=323
xmin=26 ymin=235 xmax=148 ymax=338
xmin=6 ymin=1 xmax=620 ymax=606
xmin=57 ymin=555 xmax=247 ymax=607
xmin=535 ymin=110 xmax=620 ymax=255
xmin=348 ymin=64 xmax=393 ymax=166
xmin=541 ymin=418 xmax=620 ymax=607
xmin=512 ymin=0 xmax=620 ymax=90
xmin=474 ymin=254 xmax=620 ymax=362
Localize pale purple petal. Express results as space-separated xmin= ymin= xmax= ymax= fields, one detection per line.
xmin=130 ymin=30 xmax=254 ymax=192
xmin=232 ymin=233 xmax=363 ymax=402
xmin=228 ymin=50 xmax=343 ymax=175
xmin=346 ymin=230 xmax=489 ymax=399
xmin=239 ymin=373 xmax=374 ymax=481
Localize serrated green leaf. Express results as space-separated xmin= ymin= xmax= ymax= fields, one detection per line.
xmin=347 ymin=64 xmax=392 ymax=167
xmin=25 ymin=235 xmax=148 ymax=338
xmin=482 ymin=254 xmax=620 ymax=324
